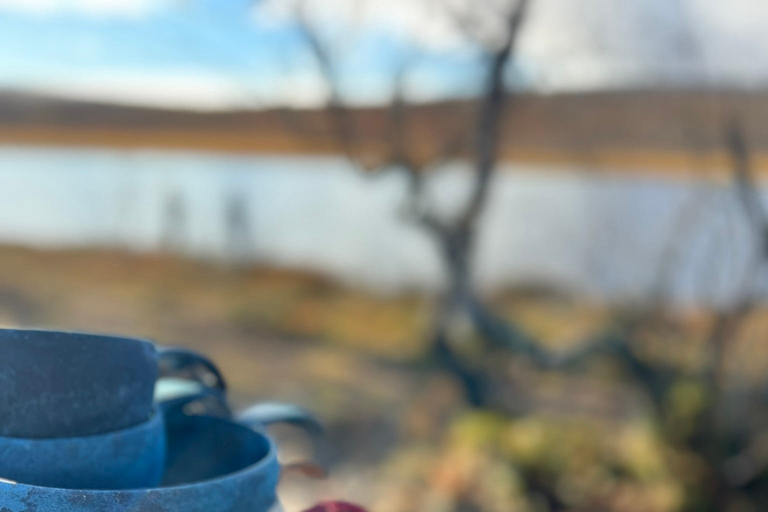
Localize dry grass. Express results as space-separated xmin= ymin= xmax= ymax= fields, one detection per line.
xmin=3 ymin=245 xmax=768 ymax=510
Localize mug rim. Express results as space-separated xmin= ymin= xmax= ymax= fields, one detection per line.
xmin=0 ymin=415 xmax=278 ymax=493
xmin=0 ymin=405 xmax=166 ymax=490
xmin=0 ymin=328 xmax=156 ymax=350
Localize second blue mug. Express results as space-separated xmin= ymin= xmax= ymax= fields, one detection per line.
xmin=0 ymin=413 xmax=281 ymax=511
xmin=0 ymin=407 xmax=165 ymax=490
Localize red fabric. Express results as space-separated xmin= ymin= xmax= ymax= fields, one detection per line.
xmin=302 ymin=502 xmax=368 ymax=512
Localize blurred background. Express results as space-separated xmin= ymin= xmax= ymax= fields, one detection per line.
xmin=1 ymin=0 xmax=768 ymax=510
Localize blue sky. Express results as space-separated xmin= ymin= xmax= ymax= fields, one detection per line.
xmin=0 ymin=0 xmax=485 ymax=109
xmin=0 ymin=0 xmax=765 ymax=110
xmin=0 ymin=2 xmax=318 ymax=108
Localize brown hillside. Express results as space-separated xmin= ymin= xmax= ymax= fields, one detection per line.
xmin=1 ymin=89 xmax=767 ymax=172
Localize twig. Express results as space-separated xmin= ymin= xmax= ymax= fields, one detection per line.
xmin=458 ymin=0 xmax=531 ymax=230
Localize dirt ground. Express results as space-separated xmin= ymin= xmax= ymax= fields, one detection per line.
xmin=4 ymin=245 xmax=768 ymax=510
xmin=0 ymin=246 xmax=444 ymax=508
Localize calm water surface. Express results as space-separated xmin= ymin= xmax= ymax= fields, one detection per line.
xmin=0 ymin=146 xmax=758 ymax=305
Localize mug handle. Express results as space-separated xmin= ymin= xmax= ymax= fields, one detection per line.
xmin=236 ymin=402 xmax=324 ymax=437
xmin=157 ymin=347 xmax=227 ymax=392
xmin=159 ymin=386 xmax=232 ymax=425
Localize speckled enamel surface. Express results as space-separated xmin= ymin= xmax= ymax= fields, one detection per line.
xmin=0 ymin=417 xmax=280 ymax=512
xmin=0 ymin=329 xmax=158 ymax=439
xmin=0 ymin=409 xmax=165 ymax=490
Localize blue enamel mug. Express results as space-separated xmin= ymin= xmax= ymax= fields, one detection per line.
xmin=0 ymin=407 xmax=165 ymax=490
xmin=159 ymin=387 xmax=322 ymax=486
xmin=0 ymin=414 xmax=281 ymax=511
xmin=0 ymin=329 xmax=225 ymax=438
xmin=156 ymin=379 xmax=323 ymax=437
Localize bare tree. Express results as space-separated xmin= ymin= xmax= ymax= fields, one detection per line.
xmin=297 ymin=0 xmax=533 ymax=405
xmin=291 ymin=1 xmax=768 ymax=508
xmin=296 ymin=0 xmax=708 ymax=412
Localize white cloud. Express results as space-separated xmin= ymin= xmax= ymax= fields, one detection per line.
xmin=5 ymin=0 xmax=767 ymax=110
xmin=256 ymin=0 xmax=471 ymax=51
xmin=257 ymin=0 xmax=768 ymax=91
xmin=17 ymin=69 xmax=332 ymax=110
xmin=0 ymin=0 xmax=165 ymax=17
xmin=45 ymin=71 xmax=251 ymax=110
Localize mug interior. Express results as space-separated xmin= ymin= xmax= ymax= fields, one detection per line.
xmin=0 ymin=416 xmax=280 ymax=512
xmin=163 ymin=415 xmax=271 ymax=486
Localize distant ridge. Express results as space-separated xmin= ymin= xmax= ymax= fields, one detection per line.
xmin=2 ymin=89 xmax=768 ymax=173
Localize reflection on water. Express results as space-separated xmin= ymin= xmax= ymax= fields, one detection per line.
xmin=0 ymin=146 xmax=757 ymax=304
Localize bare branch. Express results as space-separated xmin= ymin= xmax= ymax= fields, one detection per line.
xmin=296 ymin=7 xmax=372 ymax=172
xmin=386 ymin=59 xmax=413 ymax=168
xmin=648 ymin=184 xmax=714 ymax=303
xmin=459 ymin=0 xmax=531 ymax=229
xmin=442 ymin=0 xmax=491 ymax=44
xmin=466 ymin=294 xmax=673 ymax=409
xmin=728 ymin=118 xmax=768 ymax=257
xmin=296 ymin=2 xmax=456 ymax=237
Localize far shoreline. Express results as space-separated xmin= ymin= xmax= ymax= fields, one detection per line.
xmin=0 ymin=125 xmax=766 ymax=179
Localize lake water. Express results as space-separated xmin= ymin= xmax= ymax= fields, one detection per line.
xmin=0 ymin=145 xmax=760 ymax=305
